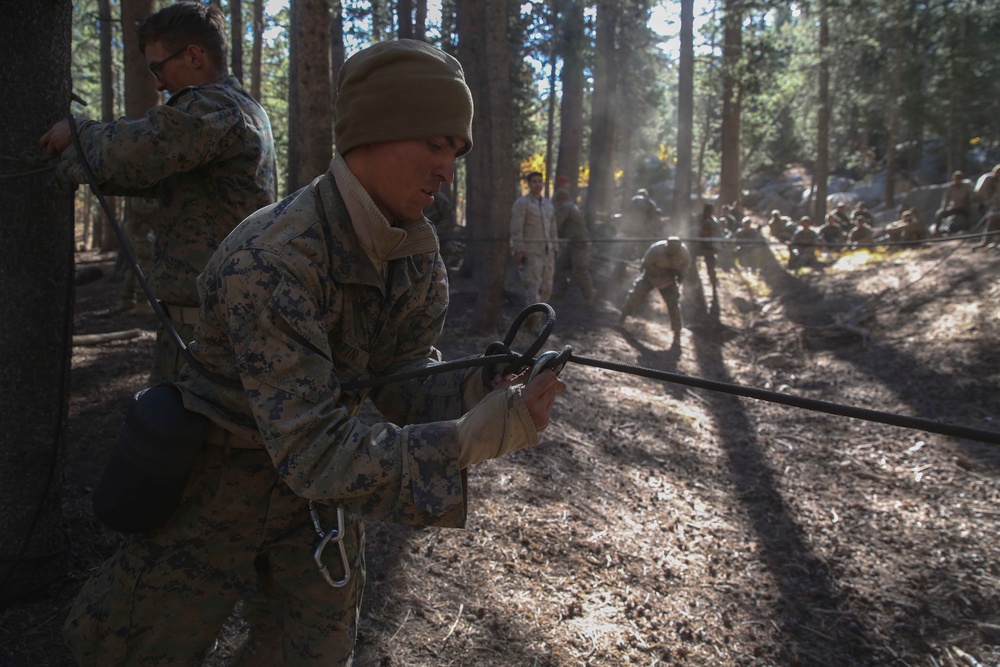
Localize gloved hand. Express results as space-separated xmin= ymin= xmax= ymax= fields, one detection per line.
xmin=456 ymin=370 xmax=565 ymax=468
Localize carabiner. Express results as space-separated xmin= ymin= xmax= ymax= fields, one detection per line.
xmin=528 ymin=345 xmax=572 ymax=381
xmin=309 ymin=502 xmax=351 ymax=588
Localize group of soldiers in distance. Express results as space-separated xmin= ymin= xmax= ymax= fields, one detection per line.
xmin=422 ymin=164 xmax=1000 ymax=348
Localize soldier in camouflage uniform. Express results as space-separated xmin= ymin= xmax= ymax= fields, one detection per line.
xmin=62 ymin=39 xmax=566 ymax=667
xmin=787 ymin=216 xmax=821 ymax=271
xmin=551 ymin=189 xmax=594 ymax=306
xmin=40 ymin=1 xmax=277 ymax=385
xmin=934 ymin=171 xmax=976 ymax=236
xmin=618 ymin=237 xmax=691 ymax=346
xmin=692 ymin=203 xmax=720 ymax=299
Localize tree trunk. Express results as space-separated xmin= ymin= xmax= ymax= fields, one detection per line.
xmin=0 ymin=0 xmax=74 ymax=604
xmin=251 ymin=0 xmax=264 ymax=100
xmin=673 ymin=0 xmax=694 ymax=229
xmin=554 ymin=0 xmax=585 ymax=202
xmin=287 ymin=0 xmax=333 ymax=193
xmin=231 ymin=0 xmax=244 ymax=83
xmin=399 ymin=0 xmax=413 ymax=39
xmin=457 ymin=0 xmax=514 ymax=333
xmin=719 ymin=0 xmax=742 ymax=214
xmin=885 ymin=1 xmax=905 ymax=208
xmin=440 ymin=0 xmax=456 ymax=50
xmin=414 ymin=0 xmax=427 ymax=40
xmin=330 ymin=0 xmax=345 ymax=121
xmin=544 ymin=23 xmax=558 ymax=199
xmin=814 ymin=0 xmax=830 ymax=224
xmin=584 ymin=0 xmax=620 ymax=228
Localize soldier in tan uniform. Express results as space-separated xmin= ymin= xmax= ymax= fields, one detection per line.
xmin=40 ymin=2 xmax=276 ymax=385
xmin=63 ymin=39 xmax=566 ymax=667
xmin=510 ymin=171 xmax=558 ymax=306
xmin=934 ymin=171 xmax=976 ymax=235
xmin=618 ymin=237 xmax=691 ymax=346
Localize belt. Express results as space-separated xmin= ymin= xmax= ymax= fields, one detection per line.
xmin=161 ymin=303 xmax=201 ymax=326
xmin=204 ymin=422 xmax=264 ymax=450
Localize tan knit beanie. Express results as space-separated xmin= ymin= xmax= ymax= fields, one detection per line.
xmin=335 ymin=39 xmax=474 ymax=156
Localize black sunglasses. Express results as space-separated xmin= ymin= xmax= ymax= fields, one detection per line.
xmin=148 ymin=46 xmax=188 ymax=80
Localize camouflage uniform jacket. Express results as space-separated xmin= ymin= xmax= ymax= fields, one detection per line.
xmin=178 ymin=165 xmax=474 ymax=529
xmin=640 ymin=240 xmax=691 ymax=289
xmin=510 ymin=193 xmax=557 ymax=256
xmin=555 ymin=201 xmax=591 ymax=248
xmin=693 ymin=214 xmax=720 ymax=256
xmin=57 ymin=75 xmax=277 ymax=306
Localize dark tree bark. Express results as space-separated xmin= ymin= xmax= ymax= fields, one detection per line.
xmin=287 ymin=0 xmax=333 ymax=194
xmin=231 ymin=0 xmax=244 ymax=83
xmin=554 ymin=0 xmax=585 ymax=202
xmin=0 ymin=0 xmax=74 ymax=604
xmin=399 ymin=0 xmax=413 ymax=38
xmin=673 ymin=0 xmax=694 ymax=228
xmin=414 ymin=0 xmax=427 ymax=40
xmin=330 ymin=0 xmax=345 ymax=117
xmin=719 ymin=0 xmax=743 ymax=214
xmin=440 ymin=0 xmax=456 ymax=50
xmin=252 ymin=0 xmax=264 ymax=100
xmin=457 ymin=0 xmax=514 ymax=333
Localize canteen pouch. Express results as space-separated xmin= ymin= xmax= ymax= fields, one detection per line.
xmin=93 ymin=383 xmax=208 ymax=533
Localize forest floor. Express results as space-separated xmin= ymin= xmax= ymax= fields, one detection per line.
xmin=2 ymin=228 xmax=999 ymax=667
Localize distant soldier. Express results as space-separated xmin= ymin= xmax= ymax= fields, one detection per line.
xmin=510 ymin=170 xmax=558 ymax=316
xmin=847 ymin=216 xmax=875 ymax=249
xmin=828 ymin=201 xmax=851 ymax=231
xmin=974 ymin=164 xmax=1000 ymax=241
xmin=816 ymin=216 xmax=846 ymax=250
xmin=630 ymin=188 xmax=663 ymax=237
xmin=734 ymin=217 xmax=765 ymax=273
xmin=619 ymin=237 xmax=691 ymax=346
xmin=551 ymin=189 xmax=595 ymax=306
xmin=851 ymin=201 xmax=873 ymax=227
xmin=718 ymin=203 xmax=740 ymax=235
xmin=879 ymin=208 xmax=926 ymax=244
xmin=693 ymin=203 xmax=721 ymax=297
xmin=934 ymin=171 xmax=976 ymax=235
xmin=788 ymin=216 xmax=821 ymax=271
xmin=767 ymin=209 xmax=796 ymax=242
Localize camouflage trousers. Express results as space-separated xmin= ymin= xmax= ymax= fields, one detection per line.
xmin=621 ymin=274 xmax=683 ymax=334
xmin=64 ymin=444 xmax=366 ymax=666
xmin=552 ymin=244 xmax=594 ymax=304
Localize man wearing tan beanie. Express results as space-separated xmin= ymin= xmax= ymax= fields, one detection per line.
xmin=64 ymin=39 xmax=565 ymax=666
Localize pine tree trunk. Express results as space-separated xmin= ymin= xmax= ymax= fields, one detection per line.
xmin=288 ymin=0 xmax=333 ymax=193
xmin=554 ymin=0 xmax=585 ymax=202
xmin=673 ymin=0 xmax=694 ymax=229
xmin=231 ymin=0 xmax=244 ymax=83
xmin=0 ymin=0 xmax=74 ymax=604
xmin=719 ymin=0 xmax=742 ymax=216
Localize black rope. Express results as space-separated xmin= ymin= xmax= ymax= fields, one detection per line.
xmin=341 ymin=303 xmax=1000 ymax=446
xmin=66 ymin=116 xmax=241 ymax=390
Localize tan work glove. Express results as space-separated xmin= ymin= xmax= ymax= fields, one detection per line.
xmin=456 ymin=370 xmax=564 ymax=468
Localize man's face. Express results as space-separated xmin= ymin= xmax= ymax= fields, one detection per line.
xmin=145 ymin=40 xmax=199 ymax=94
xmin=360 ymin=136 xmax=466 ymax=222
xmin=528 ymin=175 xmax=544 ymax=197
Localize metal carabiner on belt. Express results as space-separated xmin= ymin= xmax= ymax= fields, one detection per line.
xmin=308 ymin=501 xmax=351 ymax=588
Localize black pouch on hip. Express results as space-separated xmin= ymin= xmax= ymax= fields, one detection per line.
xmin=92 ymin=383 xmax=208 ymax=533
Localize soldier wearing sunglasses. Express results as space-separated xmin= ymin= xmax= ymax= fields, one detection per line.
xmin=40 ymin=1 xmax=277 ymax=385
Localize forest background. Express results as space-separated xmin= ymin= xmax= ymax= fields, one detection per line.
xmin=2 ymin=0 xmax=1000 ymax=647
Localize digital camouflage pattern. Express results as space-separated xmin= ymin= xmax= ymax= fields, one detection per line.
xmin=64 ymin=161 xmax=489 ymax=665
xmin=57 ymin=75 xmax=277 ymax=381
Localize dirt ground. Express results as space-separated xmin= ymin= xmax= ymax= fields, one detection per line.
xmin=2 ymin=230 xmax=999 ymax=667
